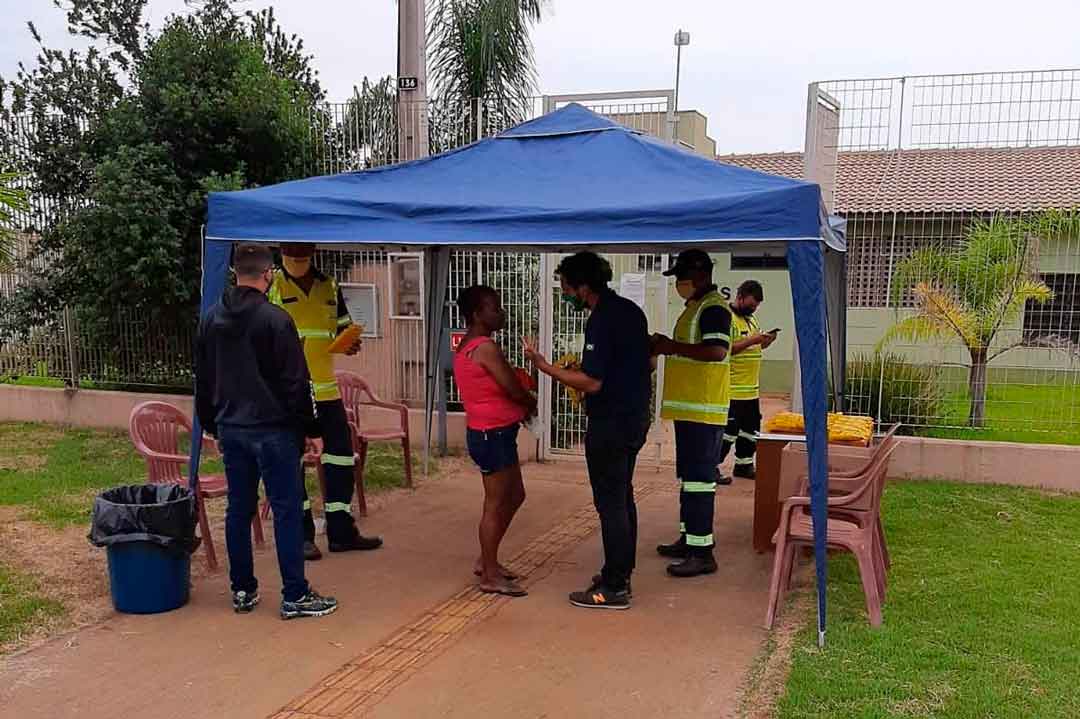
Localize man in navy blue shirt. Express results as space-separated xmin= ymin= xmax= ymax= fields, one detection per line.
xmin=525 ymin=252 xmax=652 ymax=610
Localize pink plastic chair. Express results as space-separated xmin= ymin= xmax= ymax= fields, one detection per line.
xmin=336 ymin=371 xmax=414 ymax=500
xmin=128 ymin=401 xmax=264 ymax=571
xmin=766 ymin=440 xmax=898 ymax=629
xmin=795 ymin=423 xmax=901 ymax=571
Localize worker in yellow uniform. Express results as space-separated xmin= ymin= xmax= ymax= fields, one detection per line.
xmin=271 ymin=243 xmax=383 ymax=559
xmin=720 ymin=280 xmax=777 ymax=479
xmin=651 ymin=250 xmax=731 ymax=578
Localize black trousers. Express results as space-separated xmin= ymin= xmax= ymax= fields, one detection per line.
xmin=302 ymin=398 xmax=358 ymax=543
xmin=720 ymin=398 xmax=761 ymax=472
xmin=674 ymin=420 xmax=723 ymax=552
xmin=584 ymin=413 xmax=650 ymax=591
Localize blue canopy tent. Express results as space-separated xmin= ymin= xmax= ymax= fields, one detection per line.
xmin=197 ymin=103 xmax=843 ymax=645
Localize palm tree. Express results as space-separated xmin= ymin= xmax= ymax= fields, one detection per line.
xmin=0 ymin=171 xmax=30 ymax=271
xmin=341 ymin=76 xmax=399 ymax=169
xmin=877 ymin=213 xmax=1076 ymax=427
xmin=428 ymin=0 xmax=546 ymax=143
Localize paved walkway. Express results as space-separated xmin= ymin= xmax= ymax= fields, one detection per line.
xmin=0 ymin=459 xmax=774 ymax=719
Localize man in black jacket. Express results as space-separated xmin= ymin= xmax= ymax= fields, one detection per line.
xmin=196 ymin=243 xmax=337 ymax=620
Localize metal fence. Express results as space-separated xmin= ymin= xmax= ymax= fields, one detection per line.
xmin=809 ymin=69 xmax=1080 ymax=437
xmin=1 ymin=91 xmax=677 ymax=407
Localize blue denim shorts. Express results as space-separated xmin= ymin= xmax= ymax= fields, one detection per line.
xmin=466 ymin=424 xmax=520 ymax=475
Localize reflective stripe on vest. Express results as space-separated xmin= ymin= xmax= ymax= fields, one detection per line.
xmin=730 ymin=312 xmax=762 ymax=400
xmin=270 ymin=269 xmax=342 ymax=401
xmin=660 ymin=290 xmax=731 ymax=426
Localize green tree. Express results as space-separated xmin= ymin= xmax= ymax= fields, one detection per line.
xmin=428 ymin=0 xmax=547 ymax=143
xmin=876 ymin=213 xmax=1077 ymax=427
xmin=0 ymin=0 xmax=322 ymax=334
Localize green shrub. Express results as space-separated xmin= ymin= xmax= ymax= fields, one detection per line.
xmin=842 ymin=352 xmax=943 ymax=432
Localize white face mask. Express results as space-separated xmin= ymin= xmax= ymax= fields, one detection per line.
xmin=282 ymin=255 xmax=312 ymax=277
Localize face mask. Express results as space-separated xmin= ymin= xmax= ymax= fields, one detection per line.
xmin=676 ymin=280 xmax=695 ymax=300
xmin=562 ymin=292 xmax=588 ymax=312
xmin=282 ymin=255 xmax=312 ymax=277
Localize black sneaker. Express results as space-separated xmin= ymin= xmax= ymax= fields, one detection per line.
xmin=666 ymin=553 xmax=718 ymax=578
xmin=232 ymin=589 xmax=260 ymax=613
xmin=280 ymin=589 xmax=339 ymax=620
xmin=569 ymin=582 xmax=630 ymax=610
xmin=328 ymin=534 xmax=383 ymax=552
xmin=715 ymin=467 xmax=733 ymax=486
xmin=304 ymin=541 xmax=323 ymax=561
xmin=656 ymin=536 xmax=689 ymax=559
xmin=590 ymin=574 xmax=633 ymax=598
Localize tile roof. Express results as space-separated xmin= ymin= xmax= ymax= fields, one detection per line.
xmin=718 ymin=146 xmax=1080 ymax=214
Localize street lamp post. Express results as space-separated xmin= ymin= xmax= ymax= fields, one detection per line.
xmin=673 ymin=29 xmax=690 ymax=143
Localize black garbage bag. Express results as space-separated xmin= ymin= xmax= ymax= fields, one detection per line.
xmin=89 ymin=484 xmax=200 ymax=557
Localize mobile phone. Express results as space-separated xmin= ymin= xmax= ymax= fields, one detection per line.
xmin=768 ymin=328 xmax=781 ymax=335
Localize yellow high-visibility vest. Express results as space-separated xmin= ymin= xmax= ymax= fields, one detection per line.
xmin=660 ymin=290 xmax=731 ymax=426
xmin=269 ymin=268 xmax=349 ymax=402
xmin=730 ymin=311 xmax=762 ymax=401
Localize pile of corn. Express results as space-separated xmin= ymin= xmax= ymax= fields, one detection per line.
xmin=555 ymin=353 xmax=583 ymax=406
xmin=765 ymin=411 xmax=874 ymax=445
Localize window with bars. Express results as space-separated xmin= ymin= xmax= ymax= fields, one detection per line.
xmin=1024 ymin=273 xmax=1080 ymax=346
xmin=845 ymin=215 xmax=969 ymax=308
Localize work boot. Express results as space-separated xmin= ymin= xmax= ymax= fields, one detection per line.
xmin=304 ymin=541 xmax=322 ymax=561
xmin=328 ymin=532 xmax=383 ymax=552
xmin=733 ymin=464 xmax=756 ymax=480
xmin=326 ymin=514 xmax=383 ymax=552
xmin=656 ymin=536 xmax=689 ymax=559
xmin=715 ymin=466 xmax=732 ymax=486
xmin=666 ymin=552 xmax=718 ymax=578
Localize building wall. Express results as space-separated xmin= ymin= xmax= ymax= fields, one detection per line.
xmin=606 ymin=110 xmax=717 ymax=157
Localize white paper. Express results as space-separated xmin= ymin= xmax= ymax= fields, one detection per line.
xmin=619 ymin=273 xmax=647 ymax=309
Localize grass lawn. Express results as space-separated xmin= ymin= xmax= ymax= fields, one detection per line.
xmin=0 ymin=564 xmax=64 ymax=647
xmin=0 ymin=423 xmax=147 ymax=527
xmin=778 ymin=481 xmax=1080 ymax=718
xmin=919 ymin=383 xmax=1080 ymax=445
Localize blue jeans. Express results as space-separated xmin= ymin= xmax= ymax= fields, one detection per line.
xmin=218 ymin=426 xmax=309 ymax=602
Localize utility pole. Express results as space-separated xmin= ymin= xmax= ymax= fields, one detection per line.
xmin=672 ymin=29 xmax=690 ymax=143
xmin=397 ymin=0 xmax=429 ymax=162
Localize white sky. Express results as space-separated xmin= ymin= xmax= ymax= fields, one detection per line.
xmin=3 ymin=0 xmax=1080 ymax=153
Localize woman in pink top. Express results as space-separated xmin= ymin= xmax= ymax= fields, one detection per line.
xmin=454 ymin=286 xmax=537 ymax=597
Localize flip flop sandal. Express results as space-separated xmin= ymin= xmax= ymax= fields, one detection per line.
xmin=479 ymin=582 xmax=528 ymax=598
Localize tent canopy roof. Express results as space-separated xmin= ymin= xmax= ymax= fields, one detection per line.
xmin=207 ymin=103 xmax=825 ymax=250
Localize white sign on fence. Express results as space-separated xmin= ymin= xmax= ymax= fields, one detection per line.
xmin=619 ymin=273 xmax=647 ymax=309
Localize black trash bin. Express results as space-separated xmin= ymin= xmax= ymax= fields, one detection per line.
xmin=89 ymin=484 xmax=200 ymax=614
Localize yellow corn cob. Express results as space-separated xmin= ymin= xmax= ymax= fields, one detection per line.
xmin=766 ymin=411 xmax=874 ymax=444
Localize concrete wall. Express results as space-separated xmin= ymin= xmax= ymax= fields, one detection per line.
xmin=780 ymin=436 xmax=1080 ymax=494
xmin=4 ymin=385 xmax=1076 ymax=488
xmin=0 ymin=385 xmax=547 ymax=461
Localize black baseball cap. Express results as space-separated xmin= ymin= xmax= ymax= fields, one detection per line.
xmin=663 ymin=249 xmax=714 ymax=277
